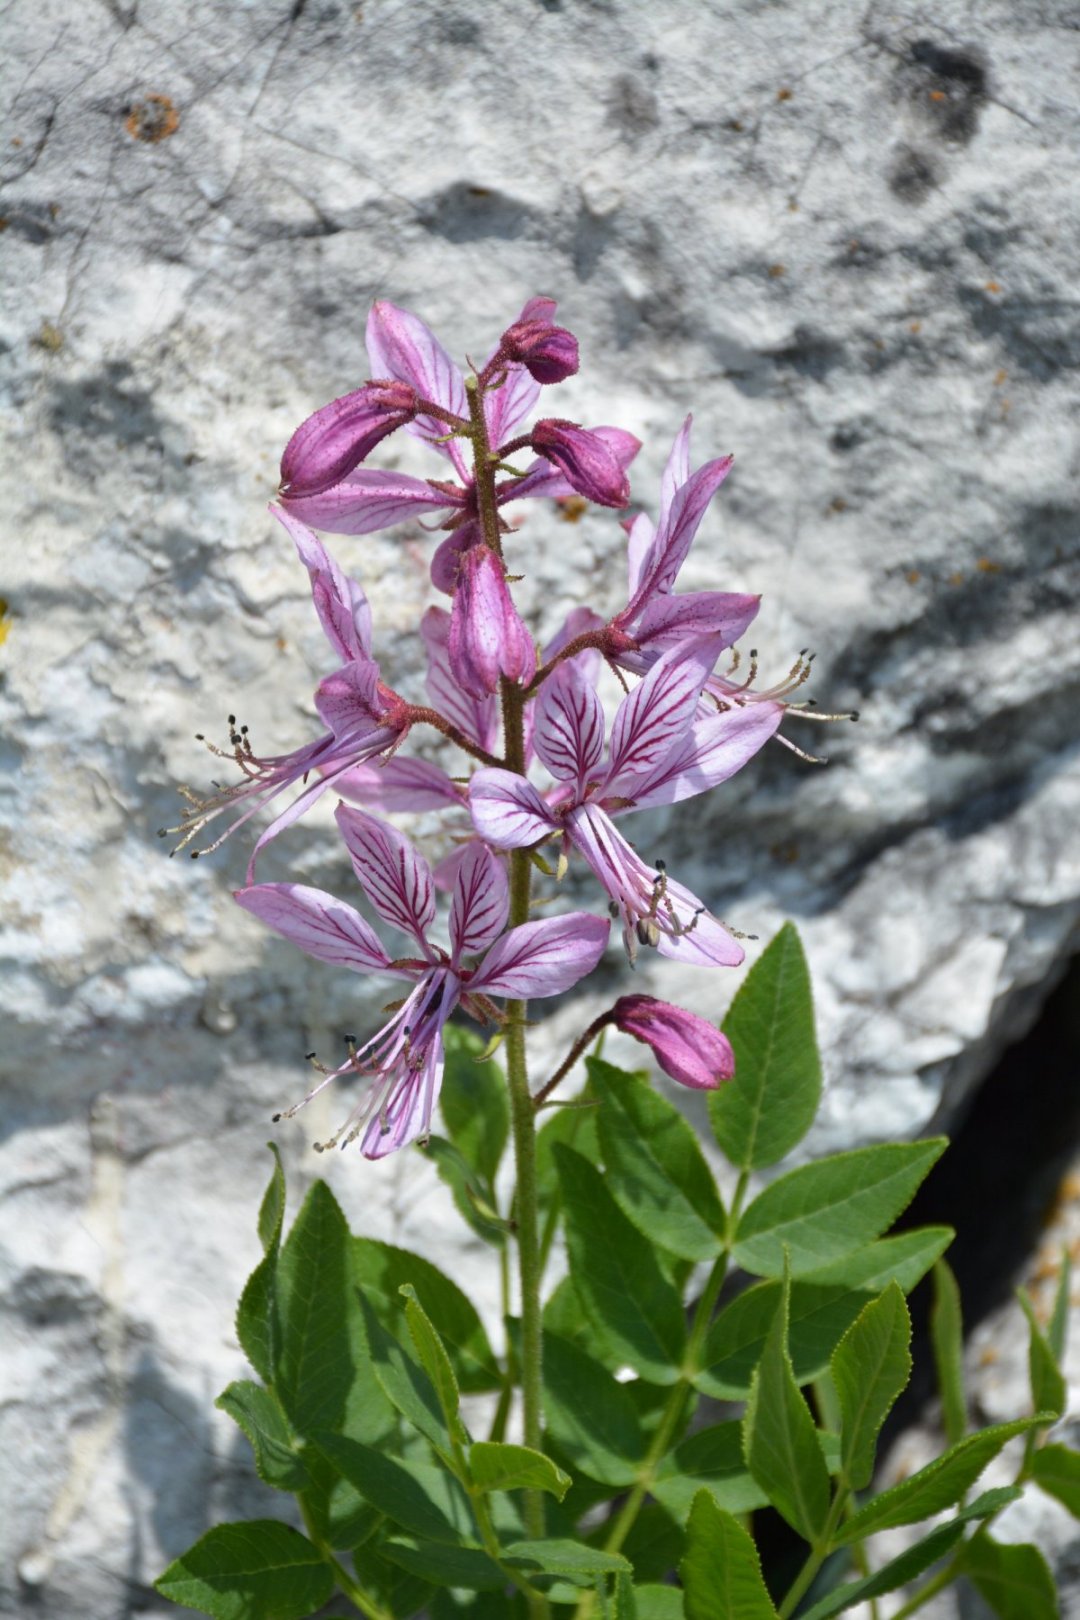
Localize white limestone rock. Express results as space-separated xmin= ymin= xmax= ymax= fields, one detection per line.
xmin=2 ymin=0 xmax=1078 ymax=1612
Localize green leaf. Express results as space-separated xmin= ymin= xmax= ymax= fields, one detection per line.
xmin=353 ymin=1239 xmax=500 ymax=1392
xmin=504 ymin=1539 xmax=633 ymax=1583
xmin=679 ymin=1491 xmax=778 ymax=1619
xmin=418 ymin=1135 xmax=507 ymax=1246
xmin=709 ymin=923 xmax=822 ymax=1170
xmin=1032 ymin=1444 xmax=1080 ymax=1517
xmin=696 ymin=1229 xmax=952 ymax=1399
xmin=743 ymin=1267 xmax=831 ymax=1543
xmin=257 ymin=1142 xmax=287 ymax=1254
xmin=831 ymin=1282 xmax=912 ymax=1490
xmin=962 ymin=1534 xmax=1059 ymax=1620
xmin=837 ymin=1417 xmax=1048 ymax=1542
xmin=930 ymin=1259 xmax=966 ymax=1444
xmin=315 ymin=1434 xmax=474 ymax=1544
xmin=590 ymin=1058 xmax=725 ymax=1261
xmin=355 ymin=1542 xmax=436 ymax=1619
xmin=541 ymin=1330 xmax=646 ymax=1486
xmin=441 ymin=1023 xmax=510 ymax=1188
xmin=654 ymin=1422 xmax=768 ymax=1521
xmin=633 ymin=1588 xmax=685 ymax=1620
xmin=273 ymin=1180 xmax=361 ymax=1438
xmin=1048 ymin=1252 xmax=1071 ymax=1364
xmin=733 ymin=1139 xmax=947 ymax=1277
xmin=380 ymin=1538 xmax=505 ymax=1591
xmin=215 ymin=1380 xmax=309 ymax=1492
xmin=469 ymin=1441 xmax=571 ymax=1500
xmin=356 ymin=1291 xmax=455 ymax=1460
xmin=554 ymin=1145 xmax=686 ymax=1383
xmin=798 ymin=1488 xmax=1022 ymax=1620
xmin=236 ymin=1253 xmax=276 ymax=1384
xmin=154 ymin=1521 xmax=334 ymax=1620
xmin=1019 ymin=1289 xmax=1067 ymax=1421
xmin=399 ymin=1284 xmax=468 ymax=1447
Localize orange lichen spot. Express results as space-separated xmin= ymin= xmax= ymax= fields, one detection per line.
xmin=125 ymin=95 xmax=180 ymax=144
xmin=769 ymin=840 xmax=800 ymax=864
xmin=929 ymin=89 xmax=947 ymax=102
xmin=777 ymin=86 xmax=793 ymax=102
xmin=11 ymin=137 xmax=23 ymax=148
xmin=909 ymin=320 xmax=922 ymax=334
xmin=827 ymin=496 xmax=848 ymax=514
xmin=33 ymin=321 xmax=63 ymax=352
xmin=976 ymin=558 xmax=1001 ymax=574
xmin=768 ymin=263 xmax=786 ymax=279
xmin=0 ymin=218 xmax=8 ymax=233
xmin=906 ymin=569 xmax=921 ymax=585
xmin=994 ymin=369 xmax=1008 ymax=386
xmin=1059 ymin=1172 xmax=1080 ymax=1203
xmin=978 ymin=1346 xmax=1000 ymax=1368
xmin=727 ymin=118 xmax=744 ymax=132
xmin=948 ymin=571 xmax=964 ymax=586
xmin=985 ymin=280 xmax=1002 ymax=295
xmin=276 ymin=636 xmax=288 ymax=653
xmin=0 ymin=599 xmax=11 ymax=648
xmin=558 ymin=496 xmax=589 ymax=524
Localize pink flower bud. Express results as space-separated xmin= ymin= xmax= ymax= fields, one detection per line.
xmin=612 ymin=995 xmax=735 ymax=1090
xmin=531 ymin=419 xmax=631 ymax=508
xmin=280 ymin=380 xmax=418 ymax=500
xmin=500 ymin=318 xmax=580 ymax=384
xmin=448 ymin=544 xmax=536 ymax=699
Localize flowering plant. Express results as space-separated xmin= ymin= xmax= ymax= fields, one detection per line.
xmin=157 ymin=301 xmax=1070 ymax=1620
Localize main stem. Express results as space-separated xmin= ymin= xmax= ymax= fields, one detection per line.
xmin=468 ymin=377 xmax=548 ymax=1612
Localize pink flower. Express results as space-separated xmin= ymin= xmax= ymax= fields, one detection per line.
xmin=612 ymin=995 xmax=735 ymax=1090
xmin=236 ymin=814 xmax=609 ymax=1157
xmin=530 ymin=419 xmax=632 ymax=508
xmin=164 ymin=509 xmax=409 ymax=877
xmin=468 ymin=638 xmax=781 ymax=966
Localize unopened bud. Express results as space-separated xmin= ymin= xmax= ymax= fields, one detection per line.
xmin=531 ymin=419 xmax=631 ymax=508
xmin=612 ymin=994 xmax=735 ymax=1090
xmin=448 ymin=544 xmax=537 ymax=698
xmin=500 ymin=318 xmax=580 ymax=384
xmin=280 ymin=380 xmax=418 ymax=500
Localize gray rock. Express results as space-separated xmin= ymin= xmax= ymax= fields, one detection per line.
xmin=2 ymin=0 xmax=1077 ymax=1613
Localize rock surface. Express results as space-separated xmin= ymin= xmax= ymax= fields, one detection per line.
xmin=2 ymin=0 xmax=1078 ymax=1613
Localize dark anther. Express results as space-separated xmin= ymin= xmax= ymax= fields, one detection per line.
xmin=655 ymin=858 xmax=667 ymax=872
xmin=190 ymin=850 xmax=200 ymax=859
xmin=228 ymin=714 xmax=236 ymax=725
xmin=608 ymin=900 xmax=621 ymax=918
xmin=304 ymin=1050 xmax=317 ymax=1060
xmin=157 ymin=828 xmax=166 ymax=837
xmin=194 ymin=732 xmax=204 ymax=740
xmin=240 ymin=725 xmax=248 ymax=735
xmin=850 ymin=709 xmax=861 ymax=722
xmin=343 ymin=1033 xmax=357 ymax=1044
xmin=272 ymin=1111 xmax=282 ymax=1122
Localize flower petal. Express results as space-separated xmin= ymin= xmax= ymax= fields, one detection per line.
xmin=659 ymin=415 xmax=693 ymax=528
xmin=421 ymin=605 xmax=499 ymax=753
xmin=604 ymin=635 xmax=724 ymax=795
xmin=449 ymin=843 xmax=510 ymax=961
xmin=278 ymin=468 xmax=456 ymax=536
xmin=468 ymin=768 xmax=557 ymax=849
xmin=334 ymin=805 xmax=436 ymax=948
xmin=335 ymin=755 xmax=465 ymax=812
xmin=471 ymin=911 xmax=609 ymax=998
xmin=622 ymin=453 xmax=734 ymax=623
xmin=235 ymin=882 xmax=401 ymax=974
xmin=366 ymin=300 xmax=469 ymax=473
xmin=627 ymin=702 xmax=783 ymax=809
xmin=448 ymin=544 xmax=536 ymax=698
xmin=533 ymin=660 xmax=606 ymax=788
xmin=613 ymin=994 xmax=735 ymax=1089
xmin=362 ymin=1027 xmax=446 ymax=1159
xmin=271 ymin=507 xmax=372 ymax=661
xmin=634 ymin=590 xmax=761 ymax=654
xmin=313 ymin=659 xmax=385 ymax=735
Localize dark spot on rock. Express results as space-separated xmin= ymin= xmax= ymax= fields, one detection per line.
xmin=2 ymin=202 xmax=58 ymax=245
xmin=767 ymin=325 xmax=844 ymax=382
xmin=419 ymin=182 xmax=533 ymax=244
xmin=888 ymin=144 xmax=941 ymax=204
xmin=436 ymin=12 xmax=480 ymax=45
xmin=606 ymin=73 xmax=660 ymax=140
xmin=829 ymin=423 xmax=866 ymax=453
xmin=905 ymin=38 xmax=988 ymax=144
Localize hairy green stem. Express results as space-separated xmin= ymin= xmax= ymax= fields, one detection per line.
xmin=467 ymin=376 xmax=548 ymax=1617
xmin=299 ymin=1498 xmax=395 ymax=1620
xmin=777 ymin=1487 xmax=850 ymax=1620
